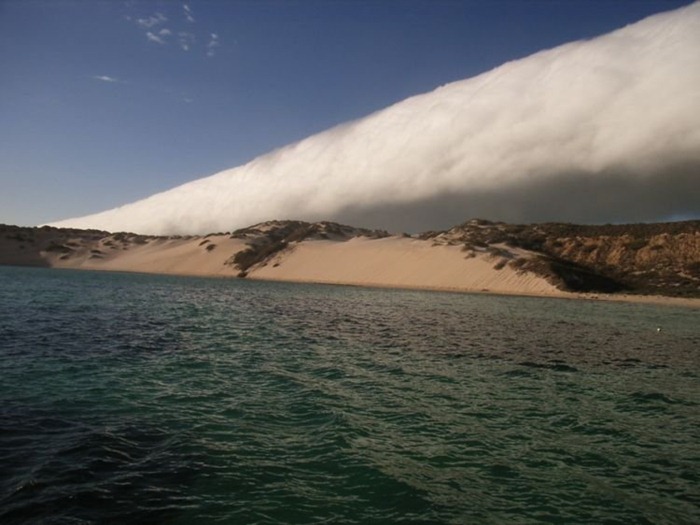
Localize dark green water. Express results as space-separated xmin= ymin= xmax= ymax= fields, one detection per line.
xmin=1 ymin=266 xmax=698 ymax=524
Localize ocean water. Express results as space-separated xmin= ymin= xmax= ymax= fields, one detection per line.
xmin=0 ymin=266 xmax=698 ymax=525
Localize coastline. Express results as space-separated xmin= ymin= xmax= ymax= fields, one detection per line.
xmin=250 ymin=274 xmax=700 ymax=309
xmin=1 ymin=223 xmax=698 ymax=309
xmin=4 ymin=262 xmax=699 ymax=311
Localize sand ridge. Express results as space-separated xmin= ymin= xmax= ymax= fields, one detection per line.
xmin=251 ymin=236 xmax=564 ymax=296
xmin=70 ymin=235 xmax=248 ymax=277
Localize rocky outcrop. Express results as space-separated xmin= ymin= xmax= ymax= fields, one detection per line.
xmin=422 ymin=220 xmax=700 ymax=297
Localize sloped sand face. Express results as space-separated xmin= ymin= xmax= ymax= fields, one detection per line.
xmin=66 ymin=236 xmax=247 ymax=277
xmin=0 ymin=228 xmax=244 ymax=277
xmin=0 ymin=227 xmax=560 ymax=295
xmin=249 ymin=237 xmax=564 ymax=296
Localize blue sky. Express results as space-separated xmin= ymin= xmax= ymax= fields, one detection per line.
xmin=0 ymin=0 xmax=692 ymax=227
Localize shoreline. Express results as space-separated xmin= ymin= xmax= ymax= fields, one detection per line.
xmin=7 ymin=262 xmax=698 ymax=309
xmin=249 ymin=275 xmax=700 ymax=309
xmin=1 ymin=221 xmax=698 ymax=309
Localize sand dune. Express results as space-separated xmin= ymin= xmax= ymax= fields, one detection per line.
xmin=42 ymin=233 xmax=561 ymax=297
xmin=252 ymin=237 xmax=562 ymax=296
xmin=67 ymin=236 xmax=247 ymax=277
xmin=0 ymin=225 xmax=561 ymax=296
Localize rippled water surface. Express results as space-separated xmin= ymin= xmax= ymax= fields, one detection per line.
xmin=1 ymin=266 xmax=698 ymax=524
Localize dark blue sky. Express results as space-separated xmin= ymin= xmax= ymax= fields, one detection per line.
xmin=0 ymin=0 xmax=692 ymax=226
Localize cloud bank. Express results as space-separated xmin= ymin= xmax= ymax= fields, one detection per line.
xmin=52 ymin=4 xmax=700 ymax=235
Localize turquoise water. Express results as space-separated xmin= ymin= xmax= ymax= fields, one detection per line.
xmin=1 ymin=266 xmax=698 ymax=524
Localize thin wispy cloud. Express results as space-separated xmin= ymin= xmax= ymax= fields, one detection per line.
xmin=183 ymin=4 xmax=195 ymax=23
xmin=128 ymin=5 xmax=219 ymax=57
xmin=146 ymin=31 xmax=166 ymax=45
xmin=206 ymin=33 xmax=220 ymax=57
xmin=179 ymin=31 xmax=195 ymax=51
xmin=90 ymin=74 xmax=192 ymax=104
xmin=136 ymin=12 xmax=167 ymax=28
xmin=92 ymin=75 xmax=120 ymax=83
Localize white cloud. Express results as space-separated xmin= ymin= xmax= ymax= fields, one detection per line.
xmin=137 ymin=12 xmax=167 ymax=28
xmin=92 ymin=75 xmax=120 ymax=83
xmin=159 ymin=28 xmax=172 ymax=36
xmin=206 ymin=33 xmax=220 ymax=57
xmin=54 ymin=5 xmax=700 ymax=235
xmin=183 ymin=4 xmax=195 ymax=23
xmin=146 ymin=31 xmax=166 ymax=45
xmin=178 ymin=31 xmax=195 ymax=51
